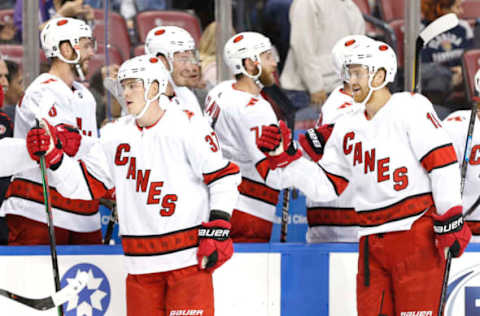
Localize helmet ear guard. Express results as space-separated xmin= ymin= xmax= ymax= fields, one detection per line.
xmin=144 ymin=26 xmax=197 ymax=73
xmin=223 ymin=32 xmax=272 ymax=81
xmin=40 ymin=18 xmax=93 ymax=65
xmin=117 ymin=55 xmax=170 ymax=119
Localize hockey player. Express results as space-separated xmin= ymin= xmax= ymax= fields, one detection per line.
xmin=202 ymin=32 xmax=290 ymax=242
xmin=256 ymin=40 xmax=471 ymax=315
xmin=0 ymin=17 xmax=101 ymax=245
xmin=443 ymin=100 xmax=480 ymax=242
xmin=300 ymin=35 xmax=375 ymax=243
xmin=145 ymin=26 xmax=203 ymax=115
xmin=26 ymin=54 xmax=240 ymax=316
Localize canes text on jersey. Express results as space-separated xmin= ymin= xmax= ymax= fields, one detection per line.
xmin=114 ymin=143 xmax=178 ymax=216
xmin=343 ymin=131 xmax=408 ymax=191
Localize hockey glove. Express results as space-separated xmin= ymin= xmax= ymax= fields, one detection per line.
xmin=26 ymin=119 xmax=64 ymax=170
xmin=256 ymin=120 xmax=301 ymax=170
xmin=433 ymin=206 xmax=471 ymax=260
xmin=197 ymin=211 xmax=233 ymax=273
xmin=56 ymin=124 xmax=81 ymax=157
xmin=298 ymin=124 xmax=334 ymax=162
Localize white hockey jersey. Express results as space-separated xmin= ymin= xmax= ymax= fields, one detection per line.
xmin=270 ymin=92 xmax=462 ymax=237
xmin=443 ymin=110 xmax=480 ymax=242
xmin=1 ymin=73 xmax=100 ymax=232
xmin=49 ymin=109 xmax=240 ymax=274
xmin=204 ymin=82 xmax=283 ymax=222
xmin=306 ymin=85 xmax=363 ymax=243
xmin=167 ymin=81 xmax=203 ymax=116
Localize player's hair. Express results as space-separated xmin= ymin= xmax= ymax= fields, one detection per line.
xmin=421 ymin=0 xmax=456 ymax=22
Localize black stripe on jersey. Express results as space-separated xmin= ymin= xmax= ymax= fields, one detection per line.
xmin=357 ymin=192 xmax=432 ymax=227
xmin=319 ymin=165 xmax=348 ymax=196
xmin=203 ymin=162 xmax=240 ymax=185
xmin=122 ymin=225 xmax=201 ymax=257
xmin=5 ymin=177 xmax=99 ymax=216
xmin=420 ymin=143 xmax=457 ymax=172
xmin=429 ymin=160 xmax=457 ymax=172
xmin=239 ymin=192 xmax=277 ymax=206
xmin=78 ymin=161 xmax=109 ymax=200
xmin=5 ymin=195 xmax=99 ymax=216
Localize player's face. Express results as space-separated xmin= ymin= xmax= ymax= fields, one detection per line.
xmin=347 ymin=64 xmax=370 ymax=103
xmin=171 ymin=50 xmax=199 ymax=87
xmin=78 ymin=37 xmax=95 ymax=75
xmin=5 ymin=69 xmax=22 ymax=105
xmin=0 ymin=60 xmax=9 ymax=93
xmin=121 ymin=78 xmax=146 ymax=116
xmin=259 ymin=49 xmax=278 ymax=87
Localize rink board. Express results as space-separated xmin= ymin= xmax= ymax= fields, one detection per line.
xmin=0 ymin=243 xmax=479 ymax=316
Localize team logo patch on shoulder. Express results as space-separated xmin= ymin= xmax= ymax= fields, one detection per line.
xmin=49 ymin=105 xmax=57 ymax=117
xmin=183 ymin=110 xmax=194 ymax=120
xmin=61 ymin=263 xmax=111 ymax=315
xmin=447 ymin=116 xmax=464 ymax=122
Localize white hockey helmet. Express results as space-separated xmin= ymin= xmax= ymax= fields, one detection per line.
xmin=224 ymin=32 xmax=272 ymax=80
xmin=118 ymin=54 xmax=170 ymax=119
xmin=40 ymin=17 xmax=92 ymax=65
xmin=343 ymin=40 xmax=397 ymax=89
xmin=331 ymin=35 xmax=375 ymax=81
xmin=144 ymin=26 xmax=197 ymax=72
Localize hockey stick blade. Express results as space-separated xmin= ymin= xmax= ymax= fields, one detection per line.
xmin=0 ymin=271 xmax=88 ymax=311
xmin=419 ymin=13 xmax=459 ymax=46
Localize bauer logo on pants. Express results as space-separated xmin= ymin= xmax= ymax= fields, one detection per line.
xmin=61 ymin=263 xmax=111 ymax=316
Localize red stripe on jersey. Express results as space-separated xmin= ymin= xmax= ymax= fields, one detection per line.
xmin=203 ymin=162 xmax=240 ymax=185
xmin=122 ymin=226 xmax=200 ymax=256
xmin=5 ymin=178 xmax=99 ymax=215
xmin=420 ymin=144 xmax=457 ymax=173
xmin=255 ymin=158 xmax=271 ymax=181
xmin=307 ymin=207 xmax=359 ymax=226
xmin=358 ymin=193 xmax=433 ymax=227
xmin=79 ymin=160 xmax=109 ymax=200
xmin=466 ymin=221 xmax=480 ymax=236
xmin=320 ymin=166 xmax=349 ymax=196
xmin=238 ymin=177 xmax=280 ymax=206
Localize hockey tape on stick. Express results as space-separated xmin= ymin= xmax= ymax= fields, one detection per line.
xmin=413 ymin=13 xmax=459 ymax=92
xmin=0 ymin=270 xmax=88 ymax=310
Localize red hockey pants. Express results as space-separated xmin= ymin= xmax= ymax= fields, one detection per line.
xmin=357 ymin=213 xmax=447 ymax=316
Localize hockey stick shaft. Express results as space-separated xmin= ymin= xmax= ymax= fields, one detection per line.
xmin=37 ymin=120 xmax=63 ymax=316
xmin=412 ymin=13 xmax=459 ymax=94
xmin=261 ymin=85 xmax=296 ymax=242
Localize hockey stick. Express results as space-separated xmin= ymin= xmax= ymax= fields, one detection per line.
xmin=0 ymin=270 xmax=88 ymax=311
xmin=412 ymin=13 xmax=459 ymax=93
xmin=438 ymin=70 xmax=480 ymax=316
xmin=262 ymin=84 xmax=296 ymax=242
xmin=37 ymin=119 xmax=64 ymax=316
xmin=99 ymin=198 xmax=117 ymax=245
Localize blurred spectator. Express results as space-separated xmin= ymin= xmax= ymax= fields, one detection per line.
xmin=89 ymin=64 xmax=122 ymax=128
xmin=262 ymin=0 xmax=292 ymax=73
xmin=3 ymin=60 xmax=22 ymax=123
xmin=421 ymin=0 xmax=473 ymax=109
xmin=0 ymin=56 xmax=12 ymax=245
xmin=114 ymin=0 xmax=167 ymax=42
xmin=198 ymin=21 xmax=217 ymax=87
xmin=0 ymin=13 xmax=18 ymax=45
xmin=14 ymin=0 xmax=94 ymax=41
xmin=280 ymin=0 xmax=365 ymax=115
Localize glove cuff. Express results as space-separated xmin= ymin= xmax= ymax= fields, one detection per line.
xmin=433 ymin=206 xmax=464 ymax=234
xmin=209 ymin=210 xmax=231 ymax=222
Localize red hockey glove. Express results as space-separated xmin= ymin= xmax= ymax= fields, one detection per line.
xmin=26 ymin=120 xmax=64 ymax=170
xmin=298 ymin=124 xmax=334 ymax=162
xmin=256 ymin=120 xmax=301 ymax=170
xmin=197 ymin=211 xmax=233 ymax=273
xmin=433 ymin=206 xmax=471 ymax=260
xmin=56 ymin=124 xmax=81 ymax=157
